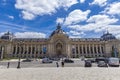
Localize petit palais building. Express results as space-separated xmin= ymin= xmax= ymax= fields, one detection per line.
xmin=0 ymin=24 xmax=120 ymax=59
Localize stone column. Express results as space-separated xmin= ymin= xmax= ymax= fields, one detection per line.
xmin=26 ymin=45 xmax=29 ymax=59
xmin=89 ymin=44 xmax=91 ymax=57
xmin=96 ymin=45 xmax=98 ymax=56
xmin=34 ymin=45 xmax=36 ymax=58
xmin=75 ymin=44 xmax=77 ymax=58
xmin=15 ymin=45 xmax=17 ymax=57
xmin=22 ymin=44 xmax=25 ymax=58
xmin=32 ymin=45 xmax=34 ymax=58
xmin=78 ymin=44 xmax=80 ymax=57
xmin=47 ymin=44 xmax=51 ymax=57
xmin=92 ymin=44 xmax=95 ymax=57
xmin=30 ymin=45 xmax=32 ymax=58
xmin=99 ymin=45 xmax=102 ymax=55
xmin=81 ymin=44 xmax=83 ymax=56
xmin=67 ymin=44 xmax=71 ymax=58
xmin=38 ymin=45 xmax=40 ymax=58
xmin=0 ymin=46 xmax=1 ymax=58
xmin=85 ymin=44 xmax=87 ymax=56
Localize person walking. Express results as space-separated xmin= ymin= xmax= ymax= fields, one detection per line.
xmin=7 ymin=62 xmax=10 ymax=68
xmin=61 ymin=61 xmax=64 ymax=67
xmin=56 ymin=61 xmax=59 ymax=67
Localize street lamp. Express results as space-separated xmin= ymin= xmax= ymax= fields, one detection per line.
xmin=17 ymin=41 xmax=23 ymax=69
xmin=0 ymin=44 xmax=4 ymax=60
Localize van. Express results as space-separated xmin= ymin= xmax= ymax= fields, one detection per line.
xmin=108 ymin=58 xmax=119 ymax=67
xmin=42 ymin=58 xmax=53 ymax=63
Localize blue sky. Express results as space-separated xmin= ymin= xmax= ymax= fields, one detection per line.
xmin=0 ymin=0 xmax=120 ymax=38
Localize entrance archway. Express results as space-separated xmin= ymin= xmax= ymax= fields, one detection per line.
xmin=56 ymin=43 xmax=63 ymax=57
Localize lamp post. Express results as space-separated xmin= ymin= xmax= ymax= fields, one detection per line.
xmin=0 ymin=47 xmax=3 ymax=59
xmin=17 ymin=41 xmax=23 ymax=69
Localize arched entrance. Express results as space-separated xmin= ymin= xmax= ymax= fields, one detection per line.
xmin=56 ymin=43 xmax=63 ymax=57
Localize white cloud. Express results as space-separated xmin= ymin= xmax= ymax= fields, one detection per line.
xmin=0 ymin=32 xmax=5 ymax=37
xmin=66 ymin=30 xmax=86 ymax=38
xmin=15 ymin=0 xmax=78 ymax=20
xmin=56 ymin=18 xmax=64 ymax=24
xmin=22 ymin=11 xmax=35 ymax=20
xmin=68 ymin=24 xmax=96 ymax=32
xmin=90 ymin=0 xmax=107 ymax=7
xmin=69 ymin=30 xmax=85 ymax=36
xmin=87 ymin=14 xmax=118 ymax=25
xmin=80 ymin=0 xmax=85 ymax=3
xmin=60 ymin=0 xmax=78 ymax=9
xmin=69 ymin=35 xmax=82 ymax=38
xmin=107 ymin=25 xmax=120 ymax=36
xmin=103 ymin=2 xmax=120 ymax=16
xmin=64 ymin=9 xmax=91 ymax=25
xmin=66 ymin=14 xmax=119 ymax=37
xmin=68 ymin=16 xmax=118 ymax=32
xmin=15 ymin=32 xmax=46 ymax=38
xmin=8 ymin=15 xmax=14 ymax=19
xmin=67 ymin=23 xmax=120 ymax=37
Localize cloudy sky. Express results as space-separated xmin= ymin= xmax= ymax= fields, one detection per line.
xmin=0 ymin=0 xmax=120 ymax=38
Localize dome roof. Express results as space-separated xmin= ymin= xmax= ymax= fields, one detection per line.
xmin=50 ymin=24 xmax=68 ymax=37
xmin=1 ymin=31 xmax=14 ymax=40
xmin=101 ymin=31 xmax=116 ymax=40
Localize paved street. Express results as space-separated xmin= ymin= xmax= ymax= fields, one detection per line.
xmin=0 ymin=59 xmax=97 ymax=68
xmin=0 ymin=67 xmax=120 ymax=80
xmin=0 ymin=59 xmax=120 ymax=80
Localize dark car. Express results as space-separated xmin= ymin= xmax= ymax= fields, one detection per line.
xmin=22 ymin=59 xmax=33 ymax=62
xmin=49 ymin=58 xmax=60 ymax=61
xmin=64 ymin=59 xmax=74 ymax=63
xmin=84 ymin=60 xmax=92 ymax=67
xmin=95 ymin=57 xmax=108 ymax=63
xmin=87 ymin=58 xmax=96 ymax=63
xmin=97 ymin=61 xmax=108 ymax=67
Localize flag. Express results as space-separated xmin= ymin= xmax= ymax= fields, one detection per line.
xmin=43 ymin=47 xmax=47 ymax=54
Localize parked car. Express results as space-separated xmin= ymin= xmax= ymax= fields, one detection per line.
xmin=87 ymin=58 xmax=96 ymax=63
xmin=95 ymin=57 xmax=108 ymax=63
xmin=84 ymin=60 xmax=92 ymax=67
xmin=80 ymin=56 xmax=85 ymax=61
xmin=97 ymin=61 xmax=108 ymax=67
xmin=22 ymin=59 xmax=33 ymax=62
xmin=49 ymin=58 xmax=60 ymax=61
xmin=42 ymin=58 xmax=53 ymax=63
xmin=108 ymin=57 xmax=119 ymax=67
xmin=64 ymin=59 xmax=74 ymax=63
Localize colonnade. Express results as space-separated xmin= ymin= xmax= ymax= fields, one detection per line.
xmin=12 ymin=44 xmax=47 ymax=58
xmin=72 ymin=44 xmax=104 ymax=58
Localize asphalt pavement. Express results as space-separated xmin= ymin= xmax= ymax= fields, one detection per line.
xmin=0 ymin=59 xmax=97 ymax=68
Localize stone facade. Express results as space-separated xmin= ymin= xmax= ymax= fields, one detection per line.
xmin=0 ymin=24 xmax=120 ymax=59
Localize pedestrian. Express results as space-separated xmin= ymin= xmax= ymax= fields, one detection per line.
xmin=56 ymin=61 xmax=59 ymax=67
xmin=61 ymin=61 xmax=64 ymax=67
xmin=7 ymin=62 xmax=10 ymax=68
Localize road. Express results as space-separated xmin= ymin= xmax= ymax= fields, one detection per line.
xmin=0 ymin=59 xmax=98 ymax=68
xmin=0 ymin=67 xmax=120 ymax=80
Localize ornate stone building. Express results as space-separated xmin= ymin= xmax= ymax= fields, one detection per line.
xmin=0 ymin=24 xmax=120 ymax=59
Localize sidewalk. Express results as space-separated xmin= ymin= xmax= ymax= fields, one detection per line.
xmin=0 ymin=67 xmax=120 ymax=80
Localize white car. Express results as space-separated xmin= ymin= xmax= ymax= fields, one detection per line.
xmin=42 ymin=58 xmax=53 ymax=63
xmin=108 ymin=58 xmax=119 ymax=67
